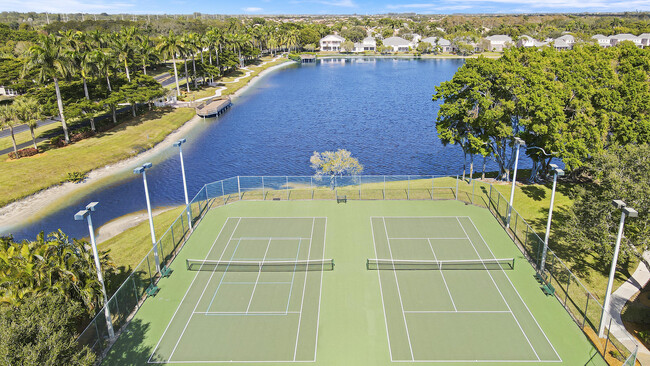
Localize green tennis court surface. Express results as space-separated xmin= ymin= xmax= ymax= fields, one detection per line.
xmin=102 ymin=200 xmax=607 ymax=366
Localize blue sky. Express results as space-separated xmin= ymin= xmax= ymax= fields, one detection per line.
xmin=2 ymin=0 xmax=649 ymax=15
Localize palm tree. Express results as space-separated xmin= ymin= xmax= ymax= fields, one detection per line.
xmin=14 ymin=97 xmax=44 ymax=150
xmin=0 ymin=105 xmax=18 ymax=154
xmin=67 ymin=31 xmax=93 ymax=100
xmin=184 ymin=32 xmax=201 ymax=89
xmin=157 ymin=31 xmax=183 ymax=97
xmin=92 ymin=50 xmax=114 ymax=93
xmin=24 ymin=34 xmax=72 ymax=144
xmin=113 ymin=33 xmax=134 ymax=82
xmin=227 ymin=33 xmax=252 ymax=68
xmin=138 ymin=35 xmax=158 ymax=75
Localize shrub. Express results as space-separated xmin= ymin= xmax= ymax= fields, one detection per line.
xmin=66 ymin=171 xmax=86 ymax=183
xmin=70 ymin=128 xmax=95 ymax=143
xmin=8 ymin=147 xmax=39 ymax=159
xmin=49 ymin=135 xmax=66 ymax=148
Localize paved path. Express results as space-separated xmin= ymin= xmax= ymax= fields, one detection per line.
xmin=608 ymin=251 xmax=650 ymax=364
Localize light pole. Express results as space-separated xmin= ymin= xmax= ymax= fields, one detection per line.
xmin=74 ymin=202 xmax=115 ymax=340
xmin=598 ymin=200 xmax=638 ymax=338
xmin=539 ymin=164 xmax=564 ymax=273
xmin=173 ymin=138 xmax=192 ymax=231
xmin=506 ymin=137 xmax=525 ymax=228
xmin=134 ymin=162 xmax=161 ymax=273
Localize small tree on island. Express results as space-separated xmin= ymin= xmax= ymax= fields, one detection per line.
xmin=310 ymin=149 xmax=363 ymax=189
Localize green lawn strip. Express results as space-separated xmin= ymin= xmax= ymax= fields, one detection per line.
xmin=0 ymin=107 xmax=196 ymax=207
xmin=102 ymin=200 xmax=606 ymax=365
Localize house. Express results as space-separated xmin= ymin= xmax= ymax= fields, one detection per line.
xmin=421 ymin=37 xmax=452 ymax=52
xmin=555 ymin=35 xmax=576 ymax=49
xmin=609 ymin=33 xmax=642 ymax=47
xmin=383 ymin=36 xmax=412 ymax=52
xmin=552 ymin=39 xmax=571 ymax=51
xmin=353 ymin=36 xmax=376 ymax=52
xmin=640 ymin=33 xmax=650 ymax=48
xmin=517 ymin=35 xmax=536 ymax=47
xmin=319 ymin=35 xmax=345 ymax=52
xmin=591 ymin=34 xmax=611 ymax=47
xmin=0 ymin=86 xmax=18 ymax=96
xmin=482 ymin=35 xmax=512 ymax=52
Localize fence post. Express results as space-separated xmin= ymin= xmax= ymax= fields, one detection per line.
xmin=286 ymin=176 xmax=289 ymax=200
xmin=604 ymin=317 xmax=613 ymax=355
xmin=431 ymin=176 xmax=435 ymax=200
xmin=407 ymin=175 xmax=410 ymax=200
xmin=455 ymin=175 xmax=459 ymax=200
xmin=582 ymin=294 xmax=590 ymax=329
xmin=471 ymin=179 xmax=475 ymax=204
xmin=237 ymin=176 xmax=241 ymax=199
xmin=311 ymin=177 xmax=314 ymax=200
xmin=383 ymin=176 xmax=386 ymax=200
xmin=565 ymin=275 xmax=571 ymax=305
xmin=132 ymin=277 xmax=139 ymax=308
xmin=359 ymin=176 xmax=362 ymax=199
xmin=489 ymin=184 xmax=493 ymax=212
xmin=262 ymin=176 xmax=265 ymax=200
xmin=221 ymin=180 xmax=225 ymax=203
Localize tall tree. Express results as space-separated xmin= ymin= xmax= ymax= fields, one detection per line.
xmin=157 ymin=31 xmax=183 ymax=97
xmin=0 ymin=105 xmax=18 ymax=154
xmin=14 ymin=97 xmax=44 ymax=150
xmin=23 ymin=34 xmax=72 ymax=143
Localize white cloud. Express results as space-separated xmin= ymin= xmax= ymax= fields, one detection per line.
xmin=243 ymin=6 xmax=264 ymax=12
xmin=385 ymin=0 xmax=650 ymax=12
xmin=1 ymin=0 xmax=135 ymax=13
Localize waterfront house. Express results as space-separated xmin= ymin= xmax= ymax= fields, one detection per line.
xmin=320 ymin=35 xmax=345 ymax=52
xmin=609 ymin=33 xmax=642 ymax=47
xmin=482 ymin=35 xmax=512 ymax=52
xmin=383 ymin=36 xmax=412 ymax=52
xmin=421 ymin=37 xmax=452 ymax=52
xmin=353 ymin=36 xmax=376 ymax=52
xmin=591 ymin=34 xmax=611 ymax=47
xmin=555 ymin=35 xmax=575 ymax=49
xmin=640 ymin=33 xmax=650 ymax=48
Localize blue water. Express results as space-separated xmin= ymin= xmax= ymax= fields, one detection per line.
xmin=5 ymin=58 xmax=536 ymax=240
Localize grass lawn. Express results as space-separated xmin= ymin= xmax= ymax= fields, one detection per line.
xmin=0 ymin=107 xmax=196 ymax=207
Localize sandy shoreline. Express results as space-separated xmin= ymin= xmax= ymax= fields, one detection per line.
xmin=0 ymin=58 xmax=295 ymax=234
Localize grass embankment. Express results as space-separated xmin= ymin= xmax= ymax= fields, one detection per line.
xmin=0 ymin=107 xmax=196 ymax=207
xmin=170 ymin=56 xmax=290 ymax=101
xmin=100 ymin=175 xmax=636 ymax=304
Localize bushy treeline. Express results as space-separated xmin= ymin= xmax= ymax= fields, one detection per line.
xmin=433 ymin=42 xmax=650 ymax=183
xmin=0 ymin=231 xmax=116 ymax=364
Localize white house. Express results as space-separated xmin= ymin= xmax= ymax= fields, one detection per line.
xmin=609 ymin=33 xmax=642 ymax=47
xmin=383 ymin=36 xmax=412 ymax=52
xmin=640 ymin=33 xmax=650 ymax=48
xmin=555 ymin=35 xmax=576 ymax=49
xmin=319 ymin=35 xmax=345 ymax=52
xmin=483 ymin=35 xmax=512 ymax=52
xmin=591 ymin=34 xmax=611 ymax=47
xmin=353 ymin=36 xmax=376 ymax=52
xmin=517 ymin=35 xmax=536 ymax=47
xmin=421 ymin=37 xmax=452 ymax=52
xmin=553 ymin=39 xmax=571 ymax=51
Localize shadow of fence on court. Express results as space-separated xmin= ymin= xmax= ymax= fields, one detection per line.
xmin=77 ymin=175 xmax=637 ymax=365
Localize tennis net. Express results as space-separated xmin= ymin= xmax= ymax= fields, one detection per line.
xmin=366 ymin=258 xmax=515 ymax=270
xmin=186 ymin=258 xmax=335 ymax=272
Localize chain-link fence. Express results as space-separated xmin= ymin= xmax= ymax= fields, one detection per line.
xmin=78 ymin=175 xmax=638 ymax=365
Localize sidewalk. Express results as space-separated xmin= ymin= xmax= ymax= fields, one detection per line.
xmin=608 ymin=251 xmax=650 ymax=364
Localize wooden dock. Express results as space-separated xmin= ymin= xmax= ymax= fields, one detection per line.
xmin=301 ymin=54 xmax=316 ymax=63
xmin=195 ymin=96 xmax=232 ymax=118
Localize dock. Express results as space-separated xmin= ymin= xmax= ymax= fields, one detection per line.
xmin=196 ymin=96 xmax=232 ymax=118
xmin=300 ymin=54 xmax=316 ymax=63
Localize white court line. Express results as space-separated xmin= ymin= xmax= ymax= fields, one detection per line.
xmin=404 ymin=310 xmax=511 ymax=314
xmin=426 ymin=238 xmax=457 ymax=311
xmin=222 ymin=282 xmax=293 ymax=285
xmin=383 ymin=217 xmax=415 ymax=361
xmin=456 ymin=217 xmax=540 ymax=361
xmin=246 ymin=238 xmax=274 ymax=313
xmin=285 ymin=238 xmax=303 ymax=314
xmin=205 ymin=238 xmax=244 ymax=311
xmin=231 ymin=237 xmax=312 ymax=241
xmin=370 ymin=218 xmax=394 ymax=361
xmin=167 ymin=218 xmax=242 ymax=362
xmin=464 ymin=217 xmax=561 ymax=361
xmin=312 ymin=217 xmax=327 ymax=362
xmin=148 ymin=217 xmax=235 ymax=364
xmin=390 ymin=237 xmax=467 ymax=240
xmin=293 ymin=218 xmax=315 ymax=361
xmin=385 ymin=359 xmax=561 ymax=363
xmin=194 ymin=311 xmax=301 ymax=315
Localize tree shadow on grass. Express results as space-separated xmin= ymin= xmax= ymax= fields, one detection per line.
xmin=521 ymin=185 xmax=547 ymax=201
xmin=101 ymin=318 xmax=158 ymax=366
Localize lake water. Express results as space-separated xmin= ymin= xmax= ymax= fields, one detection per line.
xmin=5 ymin=58 xmax=535 ymax=240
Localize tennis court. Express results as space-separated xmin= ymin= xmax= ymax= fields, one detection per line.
xmin=148 ymin=217 xmax=329 ymax=363
xmin=370 ymin=216 xmax=561 ymax=362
